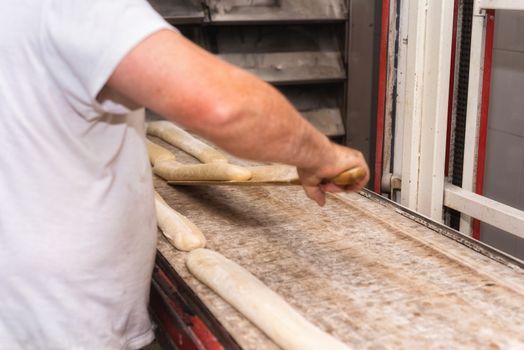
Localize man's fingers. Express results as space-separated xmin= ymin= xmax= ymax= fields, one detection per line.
xmin=297 ymin=143 xmax=370 ymax=205
xmin=303 ymin=185 xmax=326 ymax=207
xmin=320 ymin=179 xmax=367 ymax=194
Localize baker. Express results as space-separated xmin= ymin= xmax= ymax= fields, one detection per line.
xmin=0 ymin=0 xmax=369 ymax=348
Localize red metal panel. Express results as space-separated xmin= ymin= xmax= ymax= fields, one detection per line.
xmin=150 ymin=285 xmax=202 ymax=350
xmin=150 ymin=258 xmax=238 ymax=350
xmin=374 ymin=0 xmax=390 ymax=193
xmin=152 ymin=268 xmax=225 ymax=350
xmin=472 ymin=10 xmax=495 ymax=240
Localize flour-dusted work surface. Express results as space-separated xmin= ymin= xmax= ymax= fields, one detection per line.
xmin=149 ymin=136 xmax=524 ymax=350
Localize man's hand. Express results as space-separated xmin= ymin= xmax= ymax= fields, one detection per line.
xmin=297 ymin=143 xmax=369 ymax=206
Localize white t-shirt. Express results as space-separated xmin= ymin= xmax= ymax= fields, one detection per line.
xmin=0 ymin=1 xmax=171 ymax=349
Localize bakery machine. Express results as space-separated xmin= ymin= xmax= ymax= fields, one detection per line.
xmin=144 ymin=1 xmax=524 ymax=349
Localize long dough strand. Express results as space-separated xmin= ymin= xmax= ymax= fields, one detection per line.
xmin=154 ymin=192 xmax=206 ymax=252
xmin=147 ymin=121 xmax=228 ymax=164
xmin=186 ymin=249 xmax=351 ymax=350
xmin=146 ymin=139 xmax=176 ymax=166
xmin=153 ymin=160 xmax=252 ymax=181
xmin=246 ymin=164 xmax=298 ymax=182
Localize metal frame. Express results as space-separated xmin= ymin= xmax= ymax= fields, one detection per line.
xmin=392 ymin=0 xmax=524 ymax=242
xmin=397 ymin=0 xmax=454 ymax=221
xmin=444 ymin=184 xmax=524 ymax=240
xmin=346 ymin=0 xmax=379 ymax=177
xmin=471 ymin=10 xmax=495 ymax=239
xmin=373 ymin=0 xmax=390 ymax=193
xmin=460 ymin=0 xmax=487 ymax=234
xmin=392 ymin=0 xmax=409 ymax=180
xmin=452 ymin=0 xmax=524 ymax=239
xmin=476 ymin=0 xmax=524 ymax=12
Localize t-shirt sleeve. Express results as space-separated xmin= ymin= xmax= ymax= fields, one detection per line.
xmin=41 ymin=0 xmax=173 ymax=118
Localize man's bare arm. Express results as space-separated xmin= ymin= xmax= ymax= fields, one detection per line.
xmin=106 ymin=30 xmax=369 ymax=205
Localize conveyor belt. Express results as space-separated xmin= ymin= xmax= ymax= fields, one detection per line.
xmin=150 ymin=136 xmax=524 ymax=349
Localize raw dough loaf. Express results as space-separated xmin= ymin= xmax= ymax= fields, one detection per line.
xmin=154 ymin=192 xmax=206 ymax=251
xmin=186 ymin=249 xmax=351 ymax=350
xmin=147 ymin=121 xmax=228 ymax=164
xmin=153 ymin=160 xmax=252 ymax=182
xmin=146 ymin=139 xmax=176 ymax=166
xmin=246 ymin=164 xmax=299 ymax=182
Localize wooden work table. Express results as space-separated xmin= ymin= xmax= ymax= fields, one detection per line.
xmin=150 ymin=136 xmax=524 ymax=350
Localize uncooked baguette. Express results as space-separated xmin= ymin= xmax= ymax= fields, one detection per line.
xmin=246 ymin=164 xmax=299 ymax=182
xmin=186 ymin=249 xmax=351 ymax=350
xmin=146 ymin=139 xmax=176 ymax=166
xmin=153 ymin=160 xmax=252 ymax=181
xmin=147 ymin=121 xmax=228 ymax=163
xmin=154 ymin=192 xmax=206 ymax=251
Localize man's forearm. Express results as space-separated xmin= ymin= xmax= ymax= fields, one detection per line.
xmin=108 ymin=29 xmax=369 ymax=204
xmin=108 ymin=30 xmax=335 ymax=169
xmin=186 ymin=72 xmax=335 ymax=170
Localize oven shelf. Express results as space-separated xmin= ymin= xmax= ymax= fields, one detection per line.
xmin=211 ymin=25 xmax=346 ymax=85
xmin=149 ymin=0 xmax=205 ymax=24
xmin=280 ymin=85 xmax=345 ymax=137
xmin=219 ymin=51 xmax=345 ymax=85
xmin=206 ymin=0 xmax=347 ymax=24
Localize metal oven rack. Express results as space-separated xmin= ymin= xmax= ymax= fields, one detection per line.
xmin=148 ymin=0 xmax=351 ymax=140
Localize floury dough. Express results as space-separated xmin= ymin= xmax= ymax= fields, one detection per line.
xmin=154 ymin=192 xmax=206 ymax=252
xmin=145 ymin=139 xmax=176 ymax=165
xmin=246 ymin=164 xmax=298 ymax=182
xmin=186 ymin=249 xmax=352 ymax=350
xmin=153 ymin=160 xmax=252 ymax=182
xmin=147 ymin=121 xmax=228 ymax=164
xmin=145 ymin=137 xmax=252 ymax=181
